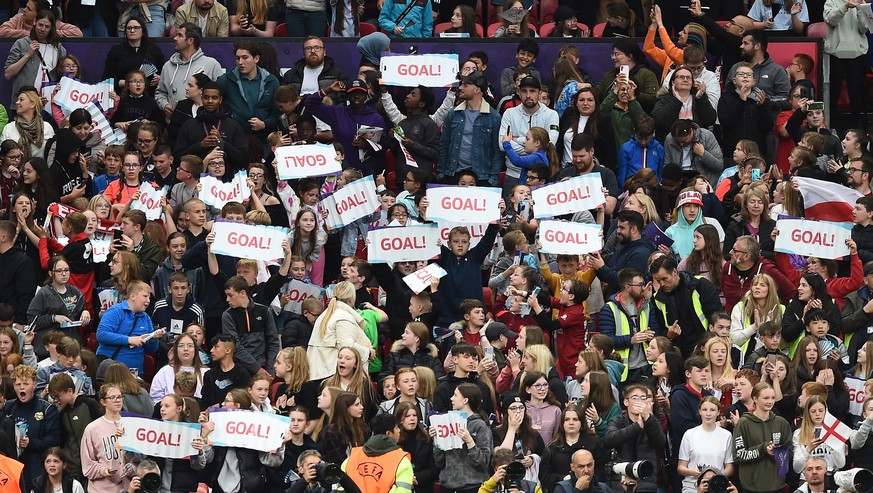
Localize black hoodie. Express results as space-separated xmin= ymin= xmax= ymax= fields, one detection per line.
xmin=433 ymin=372 xmax=495 ymax=416
xmin=48 ymin=129 xmax=93 ymax=200
xmin=174 ymin=109 xmax=250 ymax=173
xmin=0 ymin=244 xmax=37 ymax=323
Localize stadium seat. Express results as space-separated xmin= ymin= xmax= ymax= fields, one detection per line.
xmin=715 ymin=20 xmax=731 ymax=28
xmin=539 ymin=0 xmax=559 ymax=24
xmin=539 ymin=22 xmax=555 ymax=37
xmin=143 ymin=354 xmax=156 ymax=382
xmin=807 ymin=22 xmax=827 ymax=39
xmin=386 ymin=171 xmax=397 ymax=193
xmin=271 ymin=380 xmax=282 ymax=401
xmin=593 ymin=22 xmax=606 ymax=37
xmin=487 ymin=21 xmax=538 ymax=36
xmin=433 ymin=22 xmax=453 ymax=34
xmin=275 ymin=23 xmax=286 ymax=36
xmin=385 ymin=148 xmax=397 ymax=175
xmin=360 ymin=22 xmax=378 ymax=35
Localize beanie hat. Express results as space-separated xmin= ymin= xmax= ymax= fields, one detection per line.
xmin=686 ymin=22 xmax=708 ymax=51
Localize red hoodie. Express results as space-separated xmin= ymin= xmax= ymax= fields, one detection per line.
xmin=39 ymin=234 xmax=96 ymax=317
xmin=775 ymin=251 xmax=863 ymax=311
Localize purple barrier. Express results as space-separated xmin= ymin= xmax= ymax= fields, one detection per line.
xmin=0 ymin=37 xmax=821 ymax=108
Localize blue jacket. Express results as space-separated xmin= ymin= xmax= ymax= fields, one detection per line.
xmin=217 ymin=66 xmax=280 ymax=140
xmin=595 ymin=236 xmax=655 ymax=296
xmin=378 ymin=0 xmax=433 ymax=37
xmin=502 ymin=142 xmax=548 ymax=185
xmin=438 ymin=100 xmax=503 ymax=186
xmin=435 ymin=223 xmax=499 ymax=326
xmin=617 ymin=136 xmax=664 ymax=187
xmin=96 ymin=300 xmax=159 ymax=371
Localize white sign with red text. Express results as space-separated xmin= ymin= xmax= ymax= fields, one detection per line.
xmin=53 ymin=75 xmax=114 ymax=114
xmin=531 ymin=174 xmax=605 ymax=218
xmin=437 ymin=222 xmax=488 ymax=248
xmin=381 ymin=53 xmax=459 ymax=87
xmin=208 ymin=408 xmax=291 ymax=452
xmin=118 ymin=415 xmax=200 ymax=459
xmin=97 ymin=288 xmax=119 ymax=311
xmin=367 ymin=224 xmax=440 ymax=263
xmin=199 ymin=171 xmax=250 ymax=209
xmin=848 ymin=375 xmax=866 ymax=417
xmin=130 ymin=184 xmax=167 ymax=221
xmin=281 ymin=280 xmax=324 ymax=313
xmin=210 ymin=220 xmax=288 ymax=262
xmin=539 ymin=220 xmax=602 ymax=255
xmin=426 ymin=185 xmax=501 ymax=224
xmin=91 ymin=238 xmax=111 ymax=263
xmin=322 ymin=175 xmax=380 ymax=229
xmin=275 ymin=143 xmax=342 ymax=180
xmin=395 ymin=133 xmax=418 ymax=168
xmin=430 ymin=411 xmax=468 ymax=451
xmin=774 ymin=216 xmax=851 ymax=260
xmin=402 ymin=263 xmax=448 ymax=294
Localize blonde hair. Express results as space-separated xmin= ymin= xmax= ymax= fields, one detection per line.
xmin=278 ymin=347 xmax=310 ymax=393
xmin=413 ymin=366 xmax=437 ymax=402
xmin=312 ymin=386 xmax=343 ymax=440
xmin=323 ymin=347 xmax=374 ymax=406
xmin=856 ymin=341 xmax=873 ymax=379
xmin=797 ymin=395 xmax=827 ymax=446
xmin=704 ymin=337 xmax=734 ymax=382
xmin=631 ymin=191 xmax=660 ymax=225
xmin=740 ymin=274 xmax=782 ymax=326
xmin=317 ymin=281 xmax=360 ymax=337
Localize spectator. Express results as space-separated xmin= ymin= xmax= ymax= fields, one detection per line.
xmin=1 ymin=90 xmax=54 ymax=160
xmin=307 ymin=280 xmax=373 ymax=381
xmin=732 ymin=382 xmax=792 ymax=493
xmin=0 ymin=0 xmax=82 ymax=37
xmin=174 ymin=0 xmax=229 ymax=37
xmin=602 ymin=0 xmax=645 ymax=37
xmin=433 ymin=343 xmax=495 ymax=415
xmin=598 ymin=268 xmax=655 ymax=384
xmin=617 ymin=115 xmax=664 ymax=187
xmin=663 ymin=120 xmax=723 ymax=186
xmin=430 ymin=383 xmax=493 ymax=492
xmin=228 ymin=0 xmax=279 ymax=37
xmin=282 ymin=36 xmax=347 ymax=97
xmin=221 ymin=275 xmax=280 ymax=377
xmin=342 ymin=413 xmax=414 ymax=493
xmin=746 ymin=0 xmax=807 ymax=34
xmin=603 ymin=384 xmax=666 ymax=493
xmin=155 ymin=24 xmax=223 ymax=119
xmin=597 ymin=39 xmax=659 ymax=114
xmin=530 ymin=279 xmax=589 ymax=380
xmin=0 ymin=220 xmax=36 ymax=324
xmin=722 ymin=235 xmax=795 ymax=312
xmin=47 ymin=373 xmax=100 ymax=484
xmin=110 ymin=209 xmax=162 ymax=282
xmin=554 ymin=134 xmax=619 ymax=215
xmin=652 ymin=66 xmax=716 ymax=143
xmin=554 ymin=449 xmax=612 ymax=493
xmin=499 ymin=39 xmax=542 ymax=98
xmin=174 ymin=82 xmax=250 ymax=171
xmin=102 ymin=17 xmax=166 ymax=95
xmin=96 ymin=281 xmax=163 ymax=372
xmin=200 ymin=334 xmax=250 ymax=408
xmin=588 ymin=211 xmax=655 ymax=297
xmin=724 ymin=30 xmax=791 ymax=118
xmin=824 ymin=0 xmax=867 ymax=128
xmin=379 ymin=0 xmax=433 ymax=38
xmin=217 ymin=41 xmax=280 ymax=142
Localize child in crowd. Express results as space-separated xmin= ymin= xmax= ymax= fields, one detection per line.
xmin=201 ymin=334 xmax=250 ymax=408
xmin=617 ymin=115 xmax=664 ymax=187
xmin=502 ymin=127 xmax=557 ymax=187
xmin=36 ymin=337 xmax=93 ymax=397
xmin=805 ymin=310 xmax=850 ymax=369
xmin=92 ymin=145 xmax=124 ymax=195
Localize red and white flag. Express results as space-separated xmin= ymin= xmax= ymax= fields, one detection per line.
xmin=795 ymin=177 xmax=863 ymax=223
xmin=821 ymin=411 xmax=854 ymax=450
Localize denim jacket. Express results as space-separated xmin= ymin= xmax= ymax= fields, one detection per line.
xmin=437 ymin=99 xmax=503 ymax=186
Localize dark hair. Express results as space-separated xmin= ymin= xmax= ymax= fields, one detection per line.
xmin=68 ymin=109 xmax=92 ymax=128
xmin=32 ymin=10 xmax=58 ymax=46
xmin=224 ymin=275 xmax=249 ymax=293
xmin=671 ymin=120 xmax=696 ymax=139
xmin=370 ymin=413 xmax=398 ymax=435
xmin=616 ymin=210 xmax=644 ymax=234
xmin=803 ymin=309 xmax=830 ymax=326
xmin=649 ymin=255 xmax=678 ymax=275
xmin=571 ymin=133 xmax=594 ymax=152
xmin=451 ymin=342 xmax=478 ymax=357
xmin=415 ymin=86 xmax=435 ymax=114
xmin=617 ymin=268 xmax=644 ymax=288
xmin=613 ymin=39 xmax=645 ymax=65
xmin=469 ymin=51 xmax=488 ymax=65
xmin=685 ymin=354 xmax=709 ymax=372
xmin=745 ymin=30 xmax=768 ymax=52
xmin=516 ymin=39 xmax=539 ymax=58
xmin=178 ymin=22 xmax=203 ymax=48
xmin=234 ymin=40 xmax=262 ymax=58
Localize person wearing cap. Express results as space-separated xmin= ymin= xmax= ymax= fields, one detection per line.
xmin=481 ymin=321 xmax=516 ymax=372
xmin=548 ymin=5 xmax=588 ymax=37
xmin=499 ymin=75 xmax=559 ymax=195
xmin=663 ymin=120 xmax=723 ymax=187
xmin=649 ymin=254 xmax=722 ymax=359
xmin=437 ymin=70 xmax=503 ymax=187
xmin=498 ymin=66 xmax=534 ymax=114
xmin=304 ymin=79 xmax=388 ymax=176
xmin=721 ymin=235 xmax=796 ymax=313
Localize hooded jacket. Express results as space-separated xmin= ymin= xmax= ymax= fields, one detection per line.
xmin=379 ymin=341 xmax=444 ymax=381
xmin=665 ymin=205 xmax=708 ymax=259
xmin=281 ymin=56 xmax=347 ymax=95
xmin=596 ymin=236 xmax=656 ymax=295
xmin=652 ymin=272 xmax=722 ymax=358
xmin=617 ymin=135 xmax=665 ymax=187
xmin=500 ymin=103 xmax=560 ymax=179
xmin=670 ymin=383 xmax=711 ymax=449
xmin=721 ymin=258 xmax=796 ymax=313
xmin=221 ymin=298 xmax=280 ymax=376
xmin=306 ymin=300 xmax=372 ymax=380
xmin=824 ymin=0 xmax=869 ymax=58
xmin=155 ymin=48 xmax=223 ymax=110
xmin=662 ymin=124 xmax=724 ymax=186
xmin=95 ymin=300 xmax=159 ymax=371
xmin=27 ymin=283 xmax=87 ymax=359
xmin=282 ymin=312 xmax=314 ymax=348
xmin=733 ymin=411 xmax=792 ymax=492
xmin=343 ymin=434 xmax=414 ymax=493
xmin=48 ymin=129 xmax=93 ymax=200
xmin=603 ymin=413 xmax=666 ymax=493
xmin=433 ymin=413 xmax=492 ymax=490
xmin=217 ymin=66 xmax=280 ymax=139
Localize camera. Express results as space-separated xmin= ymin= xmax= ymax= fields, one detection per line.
xmin=826 ymin=468 xmax=873 ymax=493
xmin=139 ymin=472 xmax=161 ymax=493
xmin=505 ymin=461 xmax=526 ymax=490
xmin=612 ymin=461 xmax=654 ymax=481
xmin=316 ymin=461 xmax=342 ymax=485
xmin=707 ymin=475 xmax=730 ymax=493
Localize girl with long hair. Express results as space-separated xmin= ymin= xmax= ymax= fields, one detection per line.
xmin=322 ymin=346 xmax=378 ymax=421
xmin=102 ymin=361 xmax=153 ymax=415
xmin=558 ymin=86 xmax=615 ymax=168
xmin=26 ymin=255 xmax=89 ymax=350
xmin=603 ymin=0 xmax=644 ymax=37
xmin=413 ymin=366 xmax=436 ymax=403
xmin=307 ymin=281 xmax=373 ymax=381
xmin=287 ymin=208 xmax=326 ymax=279
xmin=0 ymin=140 xmax=22 ymax=213
xmin=153 ymin=394 xmax=210 ymax=492
xmin=678 ymin=223 xmax=724 ymax=292
xmin=494 ymin=0 xmax=535 ymax=37
xmin=394 ymin=400 xmax=436 ymax=493
xmin=494 ymin=395 xmax=545 ymax=479
xmin=853 ymin=341 xmax=873 ymax=379
xmin=704 ymin=337 xmax=735 ymax=409
xmin=733 ymin=383 xmax=792 ymax=493
xmin=776 ymin=233 xmax=862 ymax=312
xmin=8 ymin=191 xmax=45 ymax=280
xmin=516 ymin=344 xmax=568 ymax=403
xmin=552 ymin=56 xmax=590 ymax=118
xmin=149 ymin=333 xmax=207 ymax=403
xmin=549 ymin=6 xmax=588 ymax=37
xmin=0 ymin=326 xmax=33 ymax=366
xmin=1 ymin=90 xmax=54 ymax=160
xmin=792 ymin=335 xmax=821 ymax=389
xmin=539 ymin=403 xmax=603 ymax=492
xmin=792 ymin=396 xmax=846 ymax=471
xmin=4 ymin=10 xmax=65 ymax=99
xmin=102 ymin=250 xmax=141 ymax=306
xmin=762 ymin=354 xmax=798 ymax=421
xmin=652 ymin=351 xmax=685 ymax=415
xmin=430 ymin=383 xmax=493 ymax=492
xmin=521 ymin=371 xmax=563 ymax=444
xmin=110 ymin=70 xmax=164 ymax=133
xmin=503 ymin=126 xmax=560 ymax=182
xmin=814 ymin=359 xmax=850 ymax=421
xmin=782 ymin=274 xmax=841 ymax=357
xmin=724 ymin=188 xmax=777 ymax=260
xmin=568 ymin=348 xmax=609 ymax=401
xmin=446 ymin=5 xmax=480 ymax=36
xmin=318 ymin=391 xmax=367 ymax=464
xmin=247 ymin=162 xmax=287 ymax=227
xmin=311 ymin=386 xmax=342 ymax=440
xmin=274 ymin=347 xmax=319 ymax=426
xmin=18 ymin=158 xmax=57 ymax=226
xmin=230 ymin=0 xmax=279 ymax=36
xmin=103 ymin=151 xmax=145 ymax=212
xmin=731 ymin=274 xmax=785 ymax=362
xmin=33 ymin=448 xmax=85 ymax=493
xmin=581 ymin=370 xmax=621 ymax=438
xmin=677 ymin=396 xmax=734 ymax=493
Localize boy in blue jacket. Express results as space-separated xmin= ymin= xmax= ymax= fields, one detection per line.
xmin=617 ymin=115 xmax=664 ymax=187
xmin=95 ymin=281 xmax=164 ymax=373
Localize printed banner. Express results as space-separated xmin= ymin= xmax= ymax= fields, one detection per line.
xmin=380 ymin=53 xmax=459 ymax=87
xmin=538 ymin=220 xmax=602 ymax=255
xmin=208 ymin=408 xmax=291 ymax=453
xmin=322 ymin=175 xmax=380 ymax=229
xmin=53 ymin=75 xmax=114 ymax=113
xmin=402 ymin=263 xmax=447 ymax=294
xmin=367 ymin=224 xmax=440 ymax=263
xmin=394 ymin=133 xmax=418 ymax=168
xmin=426 ymin=185 xmax=501 ymax=224
xmin=199 ymin=171 xmax=251 ymax=209
xmin=275 ymin=143 xmax=342 ymax=180
xmin=281 ymin=280 xmax=324 ymax=313
xmin=91 ymin=238 xmax=111 ymax=263
xmin=430 ymin=411 xmax=468 ymax=451
xmin=118 ymin=415 xmax=200 ymax=459
xmin=97 ymin=288 xmax=118 ymax=311
xmin=848 ymin=375 xmax=867 ymax=417
xmin=774 ymin=216 xmax=851 ymax=260
xmin=84 ymin=100 xmax=126 ymax=146
xmin=531 ymin=174 xmax=605 ymax=218
xmin=437 ymin=222 xmax=489 ymax=248
xmin=210 ymin=220 xmax=288 ymax=262
xmin=129 ymin=184 xmax=167 ymax=221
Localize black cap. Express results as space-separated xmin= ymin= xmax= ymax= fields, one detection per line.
xmin=519 ymin=75 xmax=541 ymax=89
xmin=458 ymin=71 xmax=488 ymax=92
xmin=485 ymin=322 xmax=517 ymax=342
xmin=347 ymin=79 xmax=368 ymax=93
xmin=865 ymin=262 xmax=873 ymax=276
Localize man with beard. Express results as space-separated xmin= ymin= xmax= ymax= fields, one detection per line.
xmin=304 ymin=79 xmax=387 ymax=175
xmin=599 ymin=268 xmax=656 ymax=384
xmin=588 ymin=211 xmax=655 ymax=296
xmin=282 ymin=36 xmax=347 ymax=98
xmin=155 ymin=24 xmax=223 ymax=118
xmin=724 ymin=30 xmax=791 ymax=114
xmin=721 ymin=235 xmax=795 ymax=312
xmin=437 ymin=71 xmax=502 ymax=187
xmin=499 ymin=76 xmax=559 ymax=195
xmin=174 ymin=82 xmax=249 ymax=171
xmin=794 ymin=458 xmax=827 ymax=493
xmin=173 ymin=0 xmax=229 ymax=37
xmin=555 ymin=134 xmax=619 ymax=215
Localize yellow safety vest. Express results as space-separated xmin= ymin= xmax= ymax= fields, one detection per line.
xmin=654 ymin=289 xmax=706 ymax=333
xmin=608 ymin=301 xmax=649 ymax=382
xmin=734 ymin=302 xmax=787 ymax=357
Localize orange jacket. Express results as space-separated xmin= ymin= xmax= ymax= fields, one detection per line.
xmin=643 ymin=26 xmax=685 ymax=82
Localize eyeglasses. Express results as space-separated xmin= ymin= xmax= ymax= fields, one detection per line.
xmin=610 ymin=52 xmax=622 ymax=60
xmin=525 ymin=174 xmax=541 ymax=181
xmin=48 ymin=394 xmax=60 ymax=401
xmin=208 ymin=161 xmax=225 ymax=167
xmin=128 ymin=80 xmax=146 ymax=86
xmin=122 ymin=163 xmax=141 ymax=169
xmin=303 ymin=46 xmax=324 ymax=52
xmin=736 ymin=72 xmax=754 ymax=78
xmin=531 ymin=383 xmax=549 ymax=389
xmin=62 ymin=64 xmax=78 ymax=70
xmin=126 ymin=25 xmax=142 ymax=31
xmin=508 ymin=405 xmax=526 ymax=412
xmin=730 ymin=248 xmax=749 ymax=255
xmin=51 ymin=268 xmax=70 ymax=274
xmin=178 ymin=167 xmax=192 ymax=175
xmin=104 ymin=395 xmax=123 ymax=402
xmin=675 ymin=75 xmax=693 ymax=81
xmin=626 ymin=283 xmax=646 ymax=288
xmin=403 ymin=177 xmax=417 ymax=182
xmin=6 ymin=154 xmax=22 ymax=161
xmin=137 ymin=138 xmax=155 ymax=145
xmin=95 ymin=203 xmax=111 ymax=209
xmin=628 ymin=395 xmax=650 ymax=401
xmin=248 ymin=173 xmax=264 ymax=179
xmin=849 ymin=167 xmax=865 ymax=174
xmin=392 ymin=213 xmax=408 ymax=218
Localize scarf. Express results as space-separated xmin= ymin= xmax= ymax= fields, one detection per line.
xmin=15 ymin=115 xmax=43 ymax=158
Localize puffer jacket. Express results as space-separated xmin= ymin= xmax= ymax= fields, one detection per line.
xmin=379 ymin=341 xmax=444 ymax=380
xmin=307 ymin=300 xmax=372 ymax=380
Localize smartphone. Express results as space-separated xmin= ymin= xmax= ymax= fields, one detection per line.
xmin=531 ymin=286 xmax=541 ymax=298
xmin=807 ymin=101 xmax=824 ymax=111
xmin=484 ymin=346 xmax=495 ymax=359
xmin=765 ymin=353 xmax=777 ymax=368
xmin=112 ymin=229 xmax=125 ymax=249
xmin=619 ymin=65 xmax=630 ymax=78
xmin=751 ymin=168 xmax=761 ymax=181
xmin=814 ymin=427 xmax=822 ymax=439
xmin=799 ymin=86 xmax=813 ymax=100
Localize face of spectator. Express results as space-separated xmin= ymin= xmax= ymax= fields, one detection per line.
xmin=516 ymin=49 xmax=535 ymax=68
xmin=33 ymin=16 xmax=50 ymax=41
xmin=571 ymin=146 xmax=594 ymax=172
xmin=202 ymin=89 xmax=222 ymax=113
xmin=740 ymin=35 xmax=759 ymax=61
xmin=575 ymin=91 xmax=596 ymax=116
xmin=125 ymin=19 xmax=143 ymax=42
xmin=611 ymin=48 xmax=632 ymax=69
xmin=303 ymin=39 xmax=325 ymax=67
xmin=451 ymin=7 xmax=463 ymax=28
xmin=235 ymin=49 xmax=260 ymax=78
xmin=128 ymin=288 xmax=151 ymax=312
xmin=652 ymin=268 xmax=680 ymax=293
xmin=14 ymin=377 xmax=35 ymax=403
xmin=173 ymin=28 xmax=191 ymax=53
xmin=672 ymin=69 xmax=693 ymax=93
xmin=194 ymin=0 xmax=213 ymax=11
xmin=23 ymin=0 xmax=37 ymax=23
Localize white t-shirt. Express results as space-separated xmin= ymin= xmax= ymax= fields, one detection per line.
xmin=678 ymin=425 xmax=735 ymax=493
xmin=301 ymin=65 xmax=323 ymax=96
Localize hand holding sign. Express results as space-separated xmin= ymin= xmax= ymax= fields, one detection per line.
xmin=774 ymin=216 xmax=851 ymax=259
xmin=381 ymin=53 xmax=460 ymax=87
xmin=275 ymin=143 xmax=341 ymax=180
xmin=429 ymin=411 xmax=468 ymax=450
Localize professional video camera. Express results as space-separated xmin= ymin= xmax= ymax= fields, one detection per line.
xmin=316 ymin=461 xmax=342 ymax=485
xmin=825 ymin=469 xmax=873 ymax=493
xmin=505 ymin=461 xmax=526 ymax=490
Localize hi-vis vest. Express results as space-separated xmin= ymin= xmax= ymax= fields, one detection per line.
xmin=607 ymin=301 xmax=649 ymax=382
xmin=654 ymin=287 xmax=707 ymax=333
xmin=733 ymin=301 xmax=786 ymax=358
xmin=344 ymin=446 xmax=411 ymax=493
xmin=0 ymin=454 xmax=24 ymax=493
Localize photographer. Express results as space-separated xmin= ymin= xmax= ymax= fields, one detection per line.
xmin=286 ymin=450 xmax=361 ymax=493
xmin=127 ymin=460 xmax=161 ymax=493
xmin=478 ymin=449 xmax=542 ymax=493
xmin=555 ymin=450 xmax=614 ymax=493
xmin=696 ymin=468 xmax=739 ymax=493
xmin=603 ymin=385 xmax=665 ymax=493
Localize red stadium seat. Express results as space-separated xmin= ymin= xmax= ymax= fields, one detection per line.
xmin=807 ymin=21 xmax=828 ymax=39
xmin=271 ymin=380 xmax=282 ymax=401
xmin=593 ymin=22 xmax=606 ymax=37
xmin=433 ymin=22 xmax=453 ymax=34
xmin=539 ymin=22 xmax=555 ymax=37
xmin=275 ymin=23 xmax=286 ymax=36
xmin=385 ymin=148 xmax=397 ymax=175
xmin=360 ymin=22 xmax=378 ymax=35
xmin=143 ymin=354 xmax=156 ymax=382
xmin=386 ymin=171 xmax=397 ymax=193
xmin=539 ymin=0 xmax=559 ymax=24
